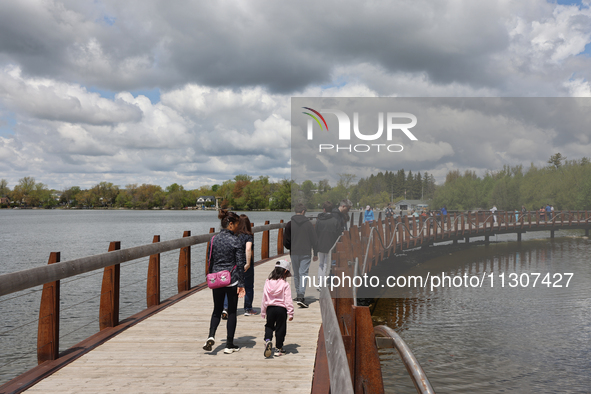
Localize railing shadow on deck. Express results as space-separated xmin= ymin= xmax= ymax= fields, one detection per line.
xmin=0 ymin=220 xmax=287 ymax=394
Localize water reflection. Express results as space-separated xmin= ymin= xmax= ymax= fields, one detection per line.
xmin=374 ymin=236 xmax=591 ymax=393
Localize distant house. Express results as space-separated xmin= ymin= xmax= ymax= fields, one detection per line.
xmin=197 ymin=196 xmax=215 ymax=203
xmin=394 ymin=199 xmax=428 ymax=212
xmin=0 ymin=197 xmax=9 ymax=205
xmin=196 ymin=196 xmax=220 ymax=208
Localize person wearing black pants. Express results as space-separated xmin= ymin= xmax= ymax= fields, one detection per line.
xmin=203 ymin=210 xmax=246 ymax=354
xmin=209 ymin=286 xmax=239 ymax=347
xmin=264 ymin=306 xmax=287 ymax=350
xmin=261 ymin=260 xmax=294 ymax=357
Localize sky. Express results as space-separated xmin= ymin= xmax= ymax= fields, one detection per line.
xmin=1 ymin=0 xmax=591 ymax=191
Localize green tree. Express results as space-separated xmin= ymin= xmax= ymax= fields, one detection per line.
xmin=270 ymin=179 xmax=291 ymax=210
xmin=12 ymin=177 xmax=36 ymax=205
xmin=548 ymin=153 xmax=565 ymax=169
xmin=0 ymin=179 xmax=9 ymax=197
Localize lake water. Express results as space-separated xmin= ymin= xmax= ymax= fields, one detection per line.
xmin=373 ymin=232 xmax=591 ymax=393
xmin=1 ymin=210 xmax=589 ymax=392
xmin=0 ymin=209 xmax=292 ymax=385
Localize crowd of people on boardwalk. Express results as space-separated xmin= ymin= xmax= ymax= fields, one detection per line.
xmin=491 ymin=203 xmax=556 ymax=224
xmin=204 ymin=199 xmax=352 ymax=359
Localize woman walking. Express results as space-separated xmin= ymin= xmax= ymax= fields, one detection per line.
xmin=237 ymin=214 xmax=257 ymax=316
xmin=203 ymin=210 xmax=246 ymax=354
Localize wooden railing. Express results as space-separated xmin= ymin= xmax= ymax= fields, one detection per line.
xmin=312 ymin=209 xmax=590 ymax=393
xmin=0 ymin=220 xmax=286 ymax=393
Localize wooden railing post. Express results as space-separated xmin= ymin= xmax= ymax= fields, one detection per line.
xmin=412 ymin=215 xmax=417 ymax=246
xmin=529 ymin=210 xmax=532 ymax=229
xmin=178 ymin=231 xmax=191 ymax=292
xmin=397 ymin=217 xmax=403 ymax=251
xmin=205 ymin=228 xmax=215 ymax=275
xmin=262 ymin=220 xmax=270 ymax=259
xmin=354 ymin=306 xmax=385 ymax=394
xmin=99 ymin=242 xmax=121 ymax=330
xmin=277 ymin=220 xmax=284 ymax=255
xmin=37 ymin=252 xmax=60 ymax=364
xmin=146 ymin=235 xmax=160 ymax=308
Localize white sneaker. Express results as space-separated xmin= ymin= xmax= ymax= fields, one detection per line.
xmin=224 ymin=345 xmax=241 ymax=354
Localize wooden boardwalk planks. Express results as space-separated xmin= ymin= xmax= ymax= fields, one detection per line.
xmin=25 ymin=256 xmax=323 ymax=394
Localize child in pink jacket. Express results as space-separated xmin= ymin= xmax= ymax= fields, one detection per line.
xmin=261 ymin=260 xmax=294 ymax=357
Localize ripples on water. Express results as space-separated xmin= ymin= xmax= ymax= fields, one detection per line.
xmin=373 ymin=235 xmax=591 ymax=393
xmin=0 ymin=210 xmax=291 ymax=385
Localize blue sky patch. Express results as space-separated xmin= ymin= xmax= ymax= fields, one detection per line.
xmin=554 ymin=0 xmax=587 ymax=6
xmin=0 ymin=113 xmax=16 ymax=137
xmin=88 ymin=87 xmax=161 ymax=104
xmin=103 ymin=15 xmax=116 ymax=26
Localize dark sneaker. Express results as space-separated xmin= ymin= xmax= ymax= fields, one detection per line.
xmin=221 ymin=310 xmax=228 ymax=320
xmin=274 ymin=348 xmax=286 ymax=356
xmin=244 ymin=308 xmax=259 ymax=316
xmin=224 ymin=345 xmax=241 ymax=354
xmin=203 ymin=337 xmax=215 ymax=351
xmin=264 ymin=340 xmax=273 ymax=358
xmin=296 ymin=298 xmax=309 ymax=308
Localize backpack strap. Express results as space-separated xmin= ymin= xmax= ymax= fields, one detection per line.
xmin=208 ymin=235 xmax=215 ymax=272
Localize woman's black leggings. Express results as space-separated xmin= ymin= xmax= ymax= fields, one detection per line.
xmin=208 ymin=286 xmax=239 ymax=345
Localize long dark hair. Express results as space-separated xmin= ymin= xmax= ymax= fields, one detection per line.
xmin=268 ymin=267 xmax=290 ymax=280
xmin=218 ymin=209 xmax=239 ymax=229
xmin=237 ymin=214 xmax=253 ymax=236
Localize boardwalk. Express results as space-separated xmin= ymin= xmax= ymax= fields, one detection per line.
xmin=24 ymin=256 xmax=323 ymax=394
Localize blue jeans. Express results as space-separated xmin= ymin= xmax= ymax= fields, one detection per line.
xmin=291 ymin=254 xmax=311 ymax=298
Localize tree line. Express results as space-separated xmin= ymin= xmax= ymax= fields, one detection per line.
xmin=0 ymin=175 xmax=293 ymax=210
xmin=293 ymin=170 xmax=437 ymax=210
xmin=291 ymin=154 xmax=591 ymax=212
xmin=431 ymin=155 xmax=591 ymax=211
xmin=2 ymin=154 xmax=588 ymax=211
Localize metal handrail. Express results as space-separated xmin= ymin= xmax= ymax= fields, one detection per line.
xmin=319 ymin=285 xmax=355 ymax=394
xmin=374 ymin=325 xmax=435 ymax=394
xmin=0 ymin=222 xmax=286 ymax=297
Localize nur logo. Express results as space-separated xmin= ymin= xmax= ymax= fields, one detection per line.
xmin=302 ymin=107 xmax=418 ymax=153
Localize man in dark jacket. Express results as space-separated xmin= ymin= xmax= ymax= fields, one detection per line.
xmin=283 ymin=203 xmax=317 ymax=308
xmin=331 ymin=198 xmax=352 ymax=233
xmin=315 ymin=201 xmax=340 ymax=289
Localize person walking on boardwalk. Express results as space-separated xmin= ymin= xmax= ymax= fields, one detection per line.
xmin=363 ymin=205 xmax=375 ymax=224
xmin=203 ymin=210 xmax=246 ymax=354
xmin=238 ymin=214 xmax=257 ymax=316
xmin=490 ymin=205 xmax=498 ymax=225
xmin=332 ymin=199 xmax=353 ymax=232
xmin=261 ymin=260 xmax=294 ymax=358
xmin=221 ymin=215 xmax=255 ymax=318
xmin=385 ymin=203 xmax=395 ymax=219
xmin=440 ymin=206 xmax=448 ymax=226
xmin=315 ymin=201 xmax=340 ymax=290
xmin=283 ymin=203 xmax=318 ymax=308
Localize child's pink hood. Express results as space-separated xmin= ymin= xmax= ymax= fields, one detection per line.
xmin=261 ymin=279 xmax=294 ymax=318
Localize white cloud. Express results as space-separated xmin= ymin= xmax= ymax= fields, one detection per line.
xmin=1 ymin=1 xmax=591 ymax=189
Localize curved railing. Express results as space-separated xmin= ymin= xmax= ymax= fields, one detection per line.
xmin=374 ymin=325 xmax=435 ymax=394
